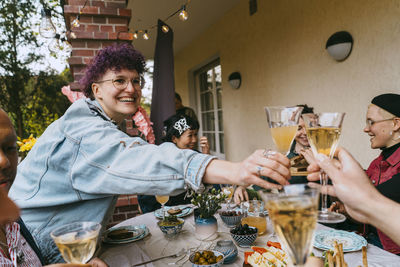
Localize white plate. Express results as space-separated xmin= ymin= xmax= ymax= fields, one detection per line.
xmin=103 ymin=224 xmax=150 ymax=244
xmin=154 ymin=205 xmax=193 ymax=219
xmin=313 ymin=229 xmax=367 ymax=252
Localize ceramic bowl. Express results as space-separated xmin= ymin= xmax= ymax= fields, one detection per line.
xmin=157 ymin=218 xmax=184 ymax=238
xmin=230 ymin=226 xmax=258 ymax=247
xmin=219 ymin=211 xmax=244 ymax=228
xmin=189 ymin=250 xmax=224 ymax=267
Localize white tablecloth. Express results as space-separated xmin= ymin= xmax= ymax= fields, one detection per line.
xmin=99 ymin=210 xmax=400 ymax=267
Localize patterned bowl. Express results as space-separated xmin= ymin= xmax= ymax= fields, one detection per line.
xmin=157 ymin=218 xmax=184 ymax=238
xmin=219 ymin=212 xmax=244 ymax=228
xmin=189 ymin=250 xmax=224 ymax=267
xmin=230 ymin=226 xmax=258 ymax=247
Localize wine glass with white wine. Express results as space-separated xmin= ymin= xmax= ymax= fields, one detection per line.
xmin=221 ymin=184 xmax=235 ymax=210
xmin=264 ymin=106 xmax=304 ymax=155
xmin=302 ymin=112 xmax=346 ymax=224
xmin=266 ymin=184 xmax=320 ymax=266
xmin=50 ymin=221 xmax=101 ymax=264
xmin=156 ymin=195 xmax=170 ymax=220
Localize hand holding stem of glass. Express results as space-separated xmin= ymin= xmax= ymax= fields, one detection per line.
xmin=264 ymin=106 xmax=304 ymax=155
xmin=156 ymin=195 xmax=170 ymax=220
xmin=50 ymin=222 xmax=101 ymax=264
xmin=302 ymin=112 xmax=346 ymax=224
xmin=266 ymin=184 xmax=320 ymax=266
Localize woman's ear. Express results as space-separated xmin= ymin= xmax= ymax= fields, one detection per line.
xmin=92 ymin=83 xmax=102 ymax=100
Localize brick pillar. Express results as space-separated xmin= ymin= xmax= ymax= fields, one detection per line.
xmin=63 ymin=0 xmax=133 ymax=91
xmin=62 ymin=0 xmax=141 ymax=226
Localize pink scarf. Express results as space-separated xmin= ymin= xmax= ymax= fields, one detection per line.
xmin=61 ymin=85 xmax=155 ymax=144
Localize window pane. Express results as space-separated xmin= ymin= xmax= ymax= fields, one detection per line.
xmin=199 ymin=72 xmax=208 ymax=92
xmin=219 ymin=133 xmax=224 ymax=153
xmin=215 ymin=65 xmax=221 ymax=87
xmin=206 ymin=132 xmax=216 ymax=152
xmin=202 ymin=111 xmax=215 ymax=131
xmin=201 ymin=92 xmax=214 ymax=111
xmin=217 ymin=88 xmax=222 ymax=109
xmin=207 ymin=69 xmax=213 ymax=90
xmin=218 ymin=110 xmax=223 ymax=131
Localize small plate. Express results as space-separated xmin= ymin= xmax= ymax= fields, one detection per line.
xmin=154 ymin=205 xmax=193 ymax=219
xmin=313 ymin=230 xmax=367 ymax=252
xmin=103 ymin=224 xmax=149 ymax=244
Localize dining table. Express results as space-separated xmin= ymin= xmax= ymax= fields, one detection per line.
xmin=99 ymin=205 xmax=400 ymax=267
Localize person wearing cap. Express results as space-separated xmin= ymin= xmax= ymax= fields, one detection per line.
xmin=331 ymin=93 xmax=400 ymax=254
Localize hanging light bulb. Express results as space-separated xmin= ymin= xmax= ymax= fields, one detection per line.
xmin=48 ymin=34 xmax=61 ymax=53
xmin=179 ymin=5 xmax=188 ymax=21
xmin=39 ymin=8 xmax=56 ymax=38
xmin=133 ymin=31 xmax=138 ymax=39
xmin=69 ymin=31 xmax=77 ymax=39
xmin=143 ymin=30 xmax=149 ymax=40
xmin=71 ymin=14 xmax=81 ymax=28
xmin=61 ymin=39 xmax=73 ymax=54
xmin=161 ymin=25 xmax=169 ymax=33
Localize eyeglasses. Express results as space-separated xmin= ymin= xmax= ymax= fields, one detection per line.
xmin=365 ymin=118 xmax=395 ymax=127
xmin=95 ymin=76 xmax=145 ymax=90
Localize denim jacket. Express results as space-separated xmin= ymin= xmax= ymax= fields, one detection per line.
xmin=9 ymin=98 xmax=215 ymax=263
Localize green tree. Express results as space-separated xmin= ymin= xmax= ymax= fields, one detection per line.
xmin=0 ymin=0 xmax=42 ymax=137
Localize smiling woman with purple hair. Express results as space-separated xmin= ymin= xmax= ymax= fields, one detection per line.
xmin=9 ymin=43 xmax=291 ymax=263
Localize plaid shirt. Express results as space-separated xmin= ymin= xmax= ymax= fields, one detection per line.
xmin=0 ymin=222 xmax=42 ymax=267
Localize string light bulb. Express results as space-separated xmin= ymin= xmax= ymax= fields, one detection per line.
xmin=69 ymin=31 xmax=77 ymax=39
xmin=133 ymin=31 xmax=138 ymax=39
xmin=143 ymin=30 xmax=149 ymax=40
xmin=179 ymin=5 xmax=188 ymax=21
xmin=39 ymin=9 xmax=56 ymax=38
xmin=162 ymin=25 xmax=169 ymax=33
xmin=71 ymin=14 xmax=81 ymax=28
xmin=48 ymin=34 xmax=61 ymax=53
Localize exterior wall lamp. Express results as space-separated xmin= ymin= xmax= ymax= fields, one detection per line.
xmin=326 ymin=31 xmax=353 ymax=61
xmin=228 ymin=72 xmax=241 ymax=89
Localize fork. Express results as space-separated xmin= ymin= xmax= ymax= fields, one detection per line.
xmin=131 ymin=248 xmax=187 ymax=266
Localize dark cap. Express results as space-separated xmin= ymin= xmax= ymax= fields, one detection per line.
xmin=371 ymin=93 xmax=400 ymax=117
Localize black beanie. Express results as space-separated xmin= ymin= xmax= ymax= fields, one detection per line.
xmin=371 ymin=93 xmax=400 ymax=117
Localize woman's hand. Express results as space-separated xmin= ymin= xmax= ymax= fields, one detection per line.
xmin=233 ymin=186 xmax=249 ymax=204
xmin=328 ymin=201 xmax=347 ymax=215
xmin=88 ymin=258 xmax=109 ymax=267
xmin=300 ymin=148 xmax=316 ymax=165
xmin=199 ymin=136 xmax=210 ymax=154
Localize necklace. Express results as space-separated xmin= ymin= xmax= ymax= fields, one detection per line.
xmin=0 ymin=238 xmax=26 ymax=264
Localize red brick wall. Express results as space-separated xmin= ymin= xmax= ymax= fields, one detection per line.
xmin=62 ymin=0 xmax=142 ymax=228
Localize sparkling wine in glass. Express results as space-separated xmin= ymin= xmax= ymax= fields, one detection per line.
xmin=266 ymin=184 xmax=320 ymax=266
xmin=50 ymin=221 xmax=101 ymax=264
xmin=156 ymin=195 xmax=170 ymax=220
xmin=302 ymin=112 xmax=346 ymax=224
xmin=265 ymin=106 xmax=304 ymax=154
xmin=221 ymin=184 xmax=235 ymax=210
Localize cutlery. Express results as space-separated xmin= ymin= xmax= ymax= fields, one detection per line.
xmin=132 ymin=249 xmax=187 ymax=266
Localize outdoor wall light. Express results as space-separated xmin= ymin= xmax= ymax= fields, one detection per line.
xmin=228 ymin=72 xmax=241 ymax=89
xmin=326 ymin=31 xmax=353 ymax=61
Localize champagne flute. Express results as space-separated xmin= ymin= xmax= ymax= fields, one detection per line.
xmin=156 ymin=195 xmax=170 ymax=220
xmin=221 ymin=184 xmax=235 ymax=210
xmin=50 ymin=221 xmax=101 ymax=264
xmin=266 ymin=184 xmax=320 ymax=266
xmin=264 ymin=106 xmax=304 ymax=155
xmin=302 ymin=112 xmax=346 ymax=223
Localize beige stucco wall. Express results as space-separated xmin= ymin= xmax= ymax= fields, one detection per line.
xmin=174 ymin=0 xmax=400 ymax=167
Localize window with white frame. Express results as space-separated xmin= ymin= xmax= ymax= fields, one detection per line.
xmin=194 ymin=59 xmax=224 ymax=159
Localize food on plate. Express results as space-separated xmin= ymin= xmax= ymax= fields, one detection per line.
xmin=167 ymin=207 xmax=182 ymax=215
xmin=107 ymin=229 xmax=134 ymax=240
xmin=158 ymin=215 xmax=183 ymax=226
xmin=192 ymin=250 xmax=223 ymax=265
xmin=290 ymin=154 xmax=308 ymax=172
xmin=244 ymin=242 xmax=288 ymax=267
xmin=322 ymin=242 xmax=368 ymax=267
xmin=231 ymin=223 xmax=257 ymax=235
xmin=220 ymin=210 xmax=242 ymax=216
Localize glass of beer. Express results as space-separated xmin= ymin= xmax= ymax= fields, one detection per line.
xmin=302 ymin=112 xmax=346 ymax=224
xmin=156 ymin=195 xmax=170 ymax=220
xmin=264 ymin=106 xmax=304 ymax=155
xmin=50 ymin=221 xmax=101 ymax=264
xmin=241 ymin=200 xmax=267 ymax=235
xmin=266 ymin=184 xmax=320 ymax=266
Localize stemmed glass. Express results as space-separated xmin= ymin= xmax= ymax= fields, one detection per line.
xmin=265 ymin=184 xmax=320 ymax=266
xmin=156 ymin=195 xmax=170 ymax=220
xmin=264 ymin=106 xmax=304 ymax=155
xmin=50 ymin=221 xmax=101 ymax=264
xmin=221 ymin=184 xmax=235 ymax=210
xmin=302 ymin=112 xmax=346 ymax=224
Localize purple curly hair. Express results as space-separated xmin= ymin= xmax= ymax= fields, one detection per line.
xmin=80 ymin=43 xmax=146 ymax=98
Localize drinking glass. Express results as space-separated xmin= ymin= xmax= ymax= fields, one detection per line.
xmin=50 ymin=221 xmax=101 ymax=264
xmin=221 ymin=184 xmax=235 ymax=210
xmin=265 ymin=184 xmax=320 ymax=266
xmin=302 ymin=112 xmax=346 ymax=224
xmin=240 ymin=200 xmax=267 ymax=235
xmin=264 ymin=106 xmax=304 ymax=155
xmin=156 ymin=195 xmax=170 ymax=220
